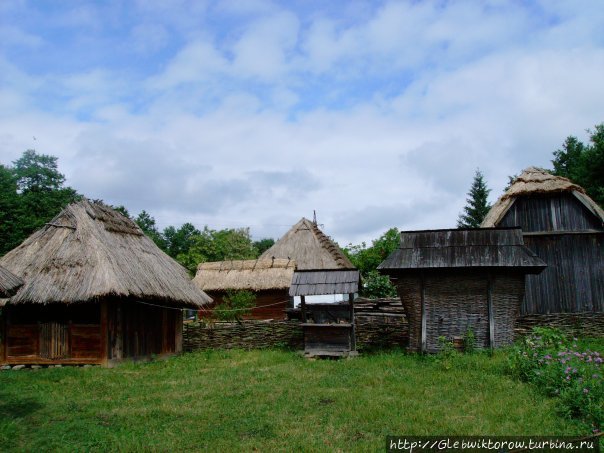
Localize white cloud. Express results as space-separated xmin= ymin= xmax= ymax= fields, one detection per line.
xmin=1 ymin=0 xmax=603 ymax=246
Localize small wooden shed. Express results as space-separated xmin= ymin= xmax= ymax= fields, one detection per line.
xmin=193 ymin=258 xmax=296 ymax=320
xmin=0 ymin=200 xmax=211 ymax=366
xmin=290 ymin=269 xmax=360 ymax=357
xmin=481 ymin=167 xmax=604 ymax=316
xmin=378 ymin=228 xmax=546 ymax=352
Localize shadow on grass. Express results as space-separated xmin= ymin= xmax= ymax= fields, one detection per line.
xmin=0 ymin=393 xmax=43 ymax=419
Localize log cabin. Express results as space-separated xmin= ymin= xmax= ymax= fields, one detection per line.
xmin=0 ymin=200 xmax=211 ymax=366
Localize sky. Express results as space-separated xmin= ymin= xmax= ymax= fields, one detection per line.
xmin=1 ymin=0 xmax=603 ymax=246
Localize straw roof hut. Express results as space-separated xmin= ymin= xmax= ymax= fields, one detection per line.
xmin=0 ymin=265 xmax=23 ymax=300
xmin=260 ymin=218 xmax=354 ymax=270
xmin=194 ymin=259 xmax=295 ymax=320
xmin=481 ymin=167 xmax=603 ymax=317
xmin=0 ymin=200 xmax=211 ymax=366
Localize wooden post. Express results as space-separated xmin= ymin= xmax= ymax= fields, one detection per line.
xmin=300 ymin=296 xmax=306 ymax=322
xmin=420 ymin=275 xmax=427 ymax=353
xmin=100 ymin=301 xmax=108 ymax=367
xmin=175 ymin=310 xmax=183 ymax=354
xmin=349 ymin=292 xmax=356 ymax=352
xmin=487 ymin=275 xmax=495 ymax=350
xmin=0 ymin=307 xmax=6 ymax=364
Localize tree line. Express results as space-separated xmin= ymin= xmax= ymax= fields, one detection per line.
xmin=1 ymin=122 xmax=602 ymax=298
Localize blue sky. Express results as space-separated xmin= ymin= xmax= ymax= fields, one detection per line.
xmin=1 ymin=0 xmax=603 ymax=244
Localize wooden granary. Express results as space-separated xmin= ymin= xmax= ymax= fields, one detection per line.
xmin=0 ymin=200 xmax=211 ymax=366
xmin=378 ymin=228 xmax=546 ymax=352
xmin=482 ymin=167 xmax=604 ymax=316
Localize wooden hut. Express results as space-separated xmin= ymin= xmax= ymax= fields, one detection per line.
xmin=193 ymin=258 xmax=296 ymax=320
xmin=481 ymin=167 xmax=604 ymax=319
xmin=378 ymin=228 xmax=546 ymax=352
xmin=0 ymin=200 xmax=211 ymax=367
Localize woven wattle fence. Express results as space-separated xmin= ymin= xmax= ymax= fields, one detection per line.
xmin=183 ymin=304 xmax=408 ymax=352
xmin=514 ymin=312 xmax=604 ymax=337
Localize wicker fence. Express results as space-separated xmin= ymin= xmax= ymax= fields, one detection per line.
xmin=183 ymin=309 xmax=408 ymax=352
xmin=182 ymin=304 xmax=603 ymax=353
xmin=515 ymin=312 xmax=604 ymax=338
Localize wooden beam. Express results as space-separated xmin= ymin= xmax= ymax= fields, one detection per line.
xmin=349 ymin=292 xmax=356 ymax=352
xmin=100 ymin=301 xmax=108 ymax=367
xmin=175 ymin=311 xmax=183 ymax=354
xmin=420 ymin=275 xmax=426 ymax=353
xmin=487 ymin=275 xmax=495 ymax=349
xmin=1 ymin=307 xmax=6 ymax=364
xmin=300 ymin=296 xmax=306 ymax=323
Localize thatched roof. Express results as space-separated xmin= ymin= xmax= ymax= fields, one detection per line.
xmin=482 ymin=167 xmax=604 ymax=227
xmin=194 ymin=258 xmax=296 ymax=292
xmin=0 ymin=265 xmax=23 ymax=298
xmin=0 ymin=200 xmax=211 ymax=307
xmin=260 ymin=218 xmax=355 ymax=270
xmin=378 ymin=228 xmax=546 ymax=274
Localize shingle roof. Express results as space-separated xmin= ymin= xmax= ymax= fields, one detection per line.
xmin=289 ymin=270 xmax=360 ymax=296
xmin=378 ymin=228 xmax=546 ymax=273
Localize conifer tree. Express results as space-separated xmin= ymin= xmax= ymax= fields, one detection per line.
xmin=457 ymin=169 xmax=491 ymax=228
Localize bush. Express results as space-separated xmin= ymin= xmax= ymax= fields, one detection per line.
xmin=509 ymin=327 xmax=602 ymax=432
xmin=213 ymin=290 xmax=256 ymax=322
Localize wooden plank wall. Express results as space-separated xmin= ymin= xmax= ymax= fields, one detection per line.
xmin=522 ymin=234 xmax=604 ymax=314
xmin=107 ymin=301 xmax=180 ymax=362
xmin=499 ymin=193 xmax=602 ymax=232
xmin=499 ymin=194 xmax=603 ymax=315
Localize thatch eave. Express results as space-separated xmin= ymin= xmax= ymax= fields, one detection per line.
xmin=194 ymin=258 xmax=296 ymax=292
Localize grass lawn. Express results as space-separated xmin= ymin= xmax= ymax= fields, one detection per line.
xmin=0 ymin=345 xmax=600 ymax=451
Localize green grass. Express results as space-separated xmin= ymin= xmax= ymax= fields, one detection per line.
xmin=0 ymin=346 xmax=600 ymax=451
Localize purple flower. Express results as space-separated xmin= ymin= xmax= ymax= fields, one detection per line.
xmin=544 ymin=354 xmax=552 ymax=360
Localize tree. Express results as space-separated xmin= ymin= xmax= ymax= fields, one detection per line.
xmin=552 ymin=124 xmax=604 ymax=208
xmin=0 ymin=150 xmax=80 ymax=255
xmin=253 ymin=238 xmax=274 ymax=256
xmin=457 ymin=169 xmax=491 ymax=228
xmin=134 ymin=210 xmax=166 ymax=250
xmin=163 ymin=223 xmax=200 ymax=259
xmin=0 ymin=165 xmax=20 ymax=254
xmin=177 ymin=227 xmax=258 ymax=274
xmin=344 ymin=228 xmax=399 ymax=298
